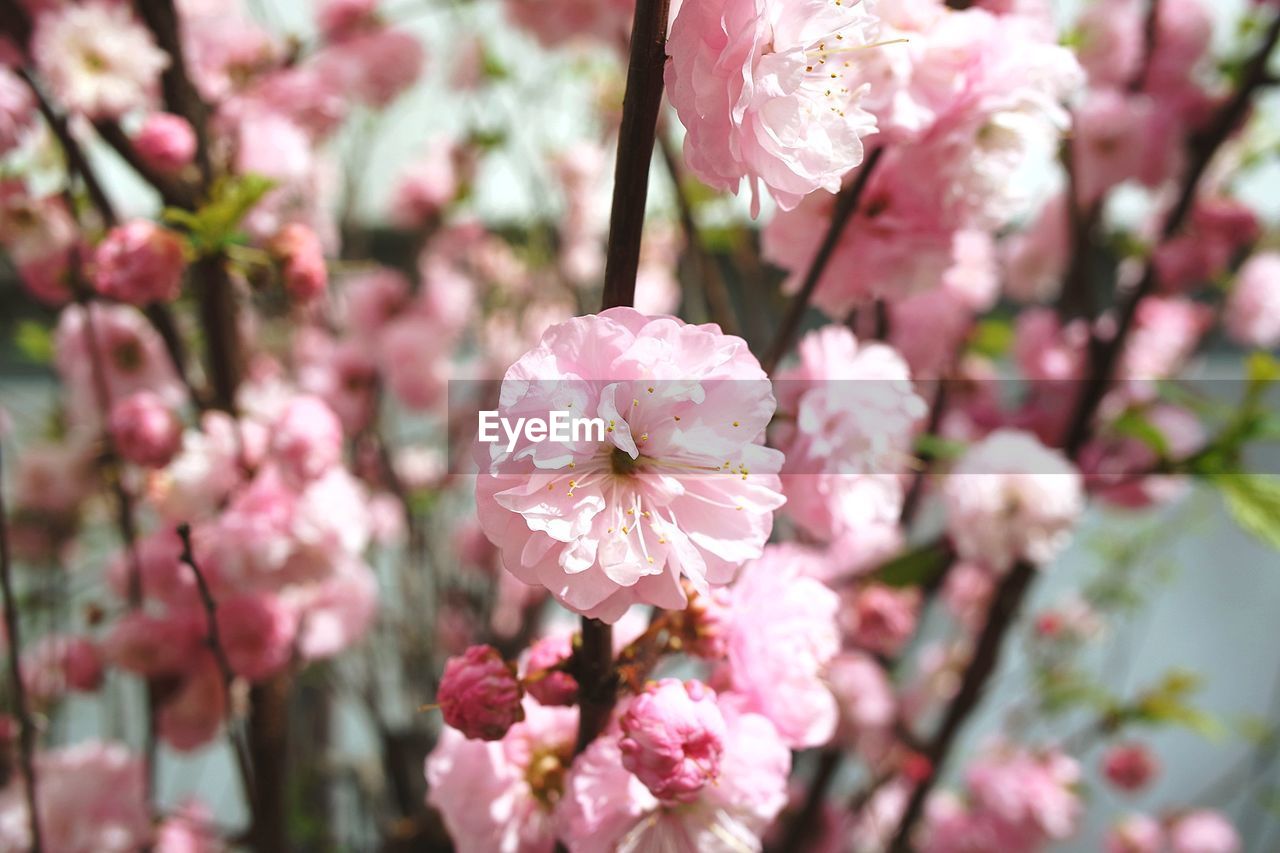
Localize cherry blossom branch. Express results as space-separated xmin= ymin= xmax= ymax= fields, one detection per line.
xmin=0 ymin=447 xmax=45 ymax=853
xmin=761 ymin=146 xmax=885 ymax=374
xmin=134 ymin=0 xmax=214 ymax=186
xmin=1064 ymin=8 xmax=1280 ymax=456
xmin=656 ymin=127 xmax=739 ymax=335
xmin=600 ymin=0 xmax=672 ymax=310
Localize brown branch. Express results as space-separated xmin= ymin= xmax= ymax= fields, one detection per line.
xmin=134 ymin=0 xmax=214 ymax=187
xmin=761 ymin=147 xmax=885 ymax=374
xmin=0 ymin=447 xmax=45 ymax=853
xmin=600 ymin=0 xmax=672 ymax=310
xmin=93 ymin=119 xmax=198 ymax=209
xmin=768 ymin=748 xmax=843 ymax=853
xmin=1129 ymin=0 xmax=1163 ymax=94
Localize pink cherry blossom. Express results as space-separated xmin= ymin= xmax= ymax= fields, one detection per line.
xmin=31 ymin=1 xmax=169 ymax=118
xmin=426 ymin=699 xmax=578 ymax=853
xmin=1120 ymin=296 xmax=1212 ymax=380
xmin=109 ymin=391 xmax=184 ymax=468
xmin=826 ymin=650 xmax=896 ymax=741
xmin=1105 ymin=813 xmax=1165 ymax=853
xmin=1003 ymin=193 xmax=1069 ymax=303
xmin=392 ymin=138 xmax=473 ymax=228
xmin=618 ymin=679 xmax=727 ymax=803
xmin=318 ymin=0 xmax=380 ymax=41
xmin=943 ymin=429 xmax=1084 ymax=571
xmin=774 ymin=326 xmax=925 ymax=542
xmin=90 ymin=220 xmax=187 ymax=305
xmin=104 ymin=611 xmax=203 ymax=678
xmin=272 ymin=223 xmax=329 ymax=303
xmin=1102 ymin=742 xmax=1160 ymax=793
xmin=1167 ymin=810 xmax=1241 ymax=853
xmin=0 ymin=740 xmax=150 ymax=852
xmin=438 ymin=645 xmax=526 ymax=741
xmin=476 ymin=308 xmax=785 ymax=623
xmin=270 ymin=395 xmax=344 ymax=484
xmin=217 ymin=591 xmax=299 ymax=681
xmin=504 ymin=0 xmax=634 ymax=50
xmin=133 ymin=112 xmax=198 ymax=174
xmin=156 ymin=653 xmax=227 ymax=751
xmin=849 ymin=583 xmax=919 ymax=657
xmin=0 ymin=68 xmax=35 ymax=156
xmin=556 ymin=699 xmax=790 ymax=853
xmin=720 ymin=544 xmax=840 ymax=748
xmin=665 ymin=0 xmax=880 ymax=214
xmin=21 ymin=634 xmax=104 ymax=705
xmin=522 ymin=633 xmax=578 ymax=707
xmin=1226 ymin=251 xmax=1280 ymax=349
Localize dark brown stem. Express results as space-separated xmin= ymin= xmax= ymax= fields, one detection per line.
xmin=600 ymin=0 xmax=672 ymax=310
xmin=899 ymin=379 xmax=950 ymax=527
xmin=886 ymin=560 xmax=1037 ymax=852
xmin=93 ymin=119 xmax=198 ymax=209
xmin=657 ymin=127 xmax=738 ymax=335
xmin=247 ymin=676 xmax=291 ymax=853
xmin=195 ymin=255 xmax=242 ymax=412
xmin=1063 ymin=8 xmax=1280 ymax=457
xmin=761 ymin=147 xmax=885 ymax=373
xmin=0 ymin=447 xmax=44 ymax=853
xmin=571 ymin=618 xmax=618 ymax=755
xmin=1129 ymin=0 xmax=1163 ymax=94
xmin=768 ymin=748 xmax=843 ymax=853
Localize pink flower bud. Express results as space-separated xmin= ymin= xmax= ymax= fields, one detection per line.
xmin=618 ymin=679 xmax=726 ymax=803
xmin=270 ymin=395 xmax=343 ymax=483
xmin=272 ymin=223 xmax=328 ymax=303
xmin=438 ymin=645 xmax=524 ymax=741
xmin=522 ymin=634 xmax=577 ymax=707
xmin=108 ymin=391 xmax=183 ymax=468
xmin=91 ymin=220 xmax=186 ymax=305
xmin=1168 ymin=810 xmax=1241 ymax=853
xmin=133 ymin=113 xmax=197 ymax=174
xmin=681 ymin=584 xmax=730 ymax=659
xmin=1102 ymin=742 xmax=1160 ymax=793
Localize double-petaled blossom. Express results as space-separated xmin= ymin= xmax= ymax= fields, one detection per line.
xmin=666 ymin=0 xmax=880 ymax=215
xmin=773 ymin=326 xmax=925 ymax=542
xmin=426 ymin=700 xmax=579 ymax=853
xmin=476 ymin=308 xmax=785 ymax=623
xmin=618 ymin=679 xmax=727 ymax=803
xmin=91 ymin=221 xmax=187 ymax=306
xmin=942 ymin=429 xmax=1084 ymax=571
xmin=108 ymin=391 xmax=184 ymax=469
xmin=555 ymin=697 xmax=790 ymax=852
xmin=31 ymin=1 xmax=169 ymax=119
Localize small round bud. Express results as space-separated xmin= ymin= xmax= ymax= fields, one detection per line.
xmin=522 ymin=634 xmax=578 ymax=707
xmin=1102 ymin=742 xmax=1159 ymax=793
xmin=438 ymin=645 xmax=524 ymax=741
xmin=133 ymin=113 xmax=197 ymax=174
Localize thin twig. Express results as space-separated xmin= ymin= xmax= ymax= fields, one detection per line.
xmin=761 ymin=147 xmax=885 ymax=373
xmin=0 ymin=447 xmax=45 ymax=853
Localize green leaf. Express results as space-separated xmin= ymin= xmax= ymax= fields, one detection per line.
xmin=1109 ymin=409 xmax=1171 ymax=457
xmin=874 ymin=543 xmax=950 ymax=588
xmin=914 ymin=432 xmax=967 ymax=462
xmin=1246 ymin=351 xmax=1280 ymax=386
xmin=14 ymin=321 xmax=53 ymax=363
xmin=968 ymin=318 xmax=1014 ymax=359
xmin=166 ymin=173 xmax=276 ymax=253
xmin=1213 ymin=474 xmax=1280 ymax=550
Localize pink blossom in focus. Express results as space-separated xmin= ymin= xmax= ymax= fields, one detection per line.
xmin=1226 ymin=251 xmax=1280 ymax=349
xmin=1167 ymin=810 xmax=1241 ymax=853
xmin=133 ymin=112 xmax=198 ymax=174
xmin=1102 ymin=742 xmax=1160 ymax=793
xmin=721 ymin=544 xmax=840 ymax=748
xmin=31 ymin=1 xmax=169 ymax=118
xmin=0 ymin=740 xmax=150 ymax=852
xmin=555 ymin=699 xmax=790 ymax=853
xmin=426 ymin=700 xmax=578 ymax=853
xmin=438 ymin=645 xmax=526 ymax=741
xmin=476 ymin=308 xmax=785 ymax=623
xmin=618 ymin=679 xmax=727 ymax=803
xmin=943 ymin=429 xmax=1084 ymax=571
xmin=665 ymin=0 xmax=880 ymax=214
xmin=109 ymin=391 xmax=184 ymax=468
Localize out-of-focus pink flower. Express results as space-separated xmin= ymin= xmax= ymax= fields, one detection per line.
xmin=504 ymin=0 xmax=633 ymax=49
xmin=1080 ymin=404 xmax=1203 ymax=508
xmin=21 ymin=634 xmax=104 ymax=704
xmin=133 ymin=112 xmax=198 ymax=174
xmin=522 ymin=633 xmax=578 ymax=707
xmin=150 ymin=411 xmax=252 ymax=522
xmin=619 ymin=679 xmax=727 ymax=803
xmin=556 ymin=699 xmax=791 ymax=852
xmin=1076 ymin=0 xmax=1144 ymax=88
xmin=1155 ymin=198 xmax=1260 ymax=293
xmin=1003 ymin=194 xmax=1068 ymax=303
xmin=317 ymin=0 xmax=380 ymax=41
xmin=90 ymin=220 xmax=187 ymax=305
xmin=157 ymin=654 xmax=227 ymax=751
xmin=476 ymin=308 xmax=784 ymax=623
xmin=379 ymin=313 xmax=451 ymax=410
xmin=0 ymin=740 xmax=150 ymax=852
xmin=106 ymin=528 xmax=202 ymax=608
xmin=849 ymin=583 xmax=919 ymax=657
xmin=272 ymin=223 xmax=328 ymax=302
xmin=109 ymin=391 xmax=184 ymax=468
xmin=270 ymin=395 xmax=343 ymax=484
xmin=438 ymin=645 xmax=525 ymax=741
xmin=340 ymin=267 xmax=411 ymax=339
xmin=392 ymin=138 xmax=473 ymax=228
xmin=217 ymin=591 xmax=298 ymax=681
xmin=1120 ymin=296 xmax=1212 ymax=380
xmin=1167 ymin=810 xmax=1241 ymax=853
xmin=943 ymin=429 xmax=1084 ymax=571
xmin=1102 ymin=742 xmax=1160 ymax=793
xmin=721 ymin=544 xmax=840 ymax=748
xmin=0 ymin=68 xmax=35 ymax=156
xmin=1105 ymin=813 xmax=1165 ymax=853
xmin=826 ymin=650 xmax=896 ymax=740
xmin=1072 ymin=89 xmax=1153 ymax=206
xmin=31 ymin=1 xmax=169 ymax=118
xmin=105 ymin=611 xmax=203 ymax=678
xmin=666 ymin=0 xmax=879 ymax=215
xmin=1015 ymin=307 xmax=1088 ymax=382
xmin=288 ymin=559 xmax=379 ymax=660
xmin=154 ymin=800 xmax=221 ymax=853
xmin=942 ymin=561 xmax=997 ymax=631
xmin=426 ymin=700 xmax=578 ymax=853
xmin=1226 ymin=251 xmax=1280 ymax=349
xmin=13 ymin=441 xmax=94 ymax=517
xmin=774 ymin=327 xmax=925 ymax=542
xmin=0 ymin=182 xmax=78 ymax=271
xmin=315 ymin=28 xmax=425 ymax=107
